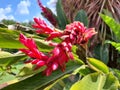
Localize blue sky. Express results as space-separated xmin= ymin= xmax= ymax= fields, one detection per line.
xmin=0 ymin=0 xmax=57 ymax=22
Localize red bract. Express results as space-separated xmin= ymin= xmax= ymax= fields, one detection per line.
xmin=19 ymin=33 xmax=48 ymax=69
xmin=44 ymin=41 xmax=73 ymax=76
xmin=32 ymin=18 xmax=54 ymax=34
xmin=20 ymin=20 xmax=96 ymax=76
xmin=19 ymin=34 xmax=73 ymax=76
xmin=37 ymin=0 xmax=57 ymax=26
xmin=63 ymin=21 xmax=97 ymax=45
xmin=32 ymin=18 xmax=62 ymax=40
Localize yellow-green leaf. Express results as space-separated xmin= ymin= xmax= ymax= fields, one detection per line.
xmin=87 ymin=58 xmax=109 ymax=74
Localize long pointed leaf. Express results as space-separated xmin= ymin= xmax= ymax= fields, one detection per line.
xmin=74 ymin=10 xmax=88 ymax=27
xmin=56 ymin=0 xmax=69 ymax=29
xmin=0 ymin=52 xmax=26 ymax=66
xmin=2 ymin=61 xmax=82 ymax=90
xmin=100 ymin=14 xmax=120 ymax=41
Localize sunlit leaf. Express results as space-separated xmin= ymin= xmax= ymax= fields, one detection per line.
xmin=0 ymin=28 xmax=53 ymax=52
xmin=0 ymin=51 xmax=26 ymax=66
xmin=70 ymin=72 xmax=119 ymax=90
xmin=100 ymin=14 xmax=120 ymax=41
xmin=17 ymin=63 xmax=46 ymax=77
xmin=87 ymin=58 xmax=109 ymax=74
xmin=106 ymin=40 xmax=120 ymax=52
xmin=2 ymin=60 xmax=82 ymax=90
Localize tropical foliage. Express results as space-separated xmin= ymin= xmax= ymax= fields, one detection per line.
xmin=0 ymin=0 xmax=120 ymax=90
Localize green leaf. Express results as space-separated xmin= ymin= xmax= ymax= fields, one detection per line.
xmin=102 ymin=9 xmax=113 ymax=18
xmin=93 ymin=44 xmax=109 ymax=64
xmin=2 ymin=61 xmax=82 ymax=90
xmin=112 ymin=69 xmax=120 ymax=81
xmin=0 ymin=64 xmax=24 ymax=84
xmin=0 ymin=51 xmax=12 ymax=58
xmin=70 ymin=72 xmax=119 ymax=90
xmin=0 ymin=28 xmax=53 ymax=52
xmin=73 ymin=65 xmax=94 ymax=76
xmin=0 ymin=24 xmax=7 ymax=28
xmin=100 ymin=14 xmax=120 ymax=41
xmin=74 ymin=9 xmax=88 ymax=27
xmin=0 ymin=73 xmax=16 ymax=86
xmin=0 ymin=52 xmax=26 ymax=66
xmin=56 ymin=0 xmax=69 ymax=29
xmin=72 ymin=45 xmax=84 ymax=64
xmin=44 ymin=74 xmax=70 ymax=90
xmin=106 ymin=40 xmax=120 ymax=52
xmin=34 ymin=39 xmax=53 ymax=52
xmin=0 ymin=28 xmax=25 ymax=49
xmin=17 ymin=63 xmax=46 ymax=77
xmin=87 ymin=58 xmax=109 ymax=74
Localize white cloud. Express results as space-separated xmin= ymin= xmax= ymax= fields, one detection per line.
xmin=0 ymin=5 xmax=15 ymax=21
xmin=33 ymin=13 xmax=44 ymax=19
xmin=47 ymin=0 xmax=57 ymax=14
xmin=23 ymin=19 xmax=29 ymax=23
xmin=17 ymin=0 xmax=31 ymax=15
xmin=7 ymin=15 xmax=15 ymax=20
xmin=4 ymin=5 xmax=12 ymax=14
xmin=47 ymin=0 xmax=57 ymax=6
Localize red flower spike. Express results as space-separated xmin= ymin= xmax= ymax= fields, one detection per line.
xmin=19 ymin=21 xmax=97 ymax=76
xmin=46 ymin=32 xmax=62 ymax=41
xmin=37 ymin=0 xmax=58 ymax=27
xmin=52 ymin=62 xmax=59 ymax=71
xmin=19 ymin=34 xmax=48 ymax=69
xmin=36 ymin=60 xmax=45 ymax=67
xmin=33 ymin=18 xmax=62 ymax=41
xmin=44 ymin=67 xmax=53 ymax=76
xmin=31 ymin=59 xmax=40 ymax=64
xmin=33 ymin=18 xmax=54 ymax=34
xmin=19 ymin=34 xmax=73 ymax=76
xmin=63 ymin=21 xmax=97 ymax=45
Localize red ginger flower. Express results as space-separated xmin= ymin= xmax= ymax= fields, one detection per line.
xmin=19 ymin=33 xmax=48 ymax=70
xmin=63 ymin=21 xmax=97 ymax=45
xmin=19 ymin=34 xmax=73 ymax=76
xmin=20 ymin=20 xmax=96 ymax=76
xmin=33 ymin=19 xmax=96 ymax=45
xmin=44 ymin=41 xmax=73 ymax=76
xmin=37 ymin=0 xmax=57 ymax=26
xmin=32 ymin=18 xmax=62 ymax=40
xmin=32 ymin=18 xmax=54 ymax=34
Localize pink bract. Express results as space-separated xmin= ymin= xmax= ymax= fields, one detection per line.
xmin=32 ymin=18 xmax=62 ymax=40
xmin=20 ymin=19 xmax=97 ymax=76
xmin=19 ymin=34 xmax=73 ymax=76
xmin=63 ymin=21 xmax=97 ymax=45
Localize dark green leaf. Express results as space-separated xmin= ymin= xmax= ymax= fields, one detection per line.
xmin=0 ymin=24 xmax=7 ymax=28
xmin=74 ymin=10 xmax=88 ymax=27
xmin=93 ymin=43 xmax=109 ymax=64
xmin=56 ymin=0 xmax=69 ymax=29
